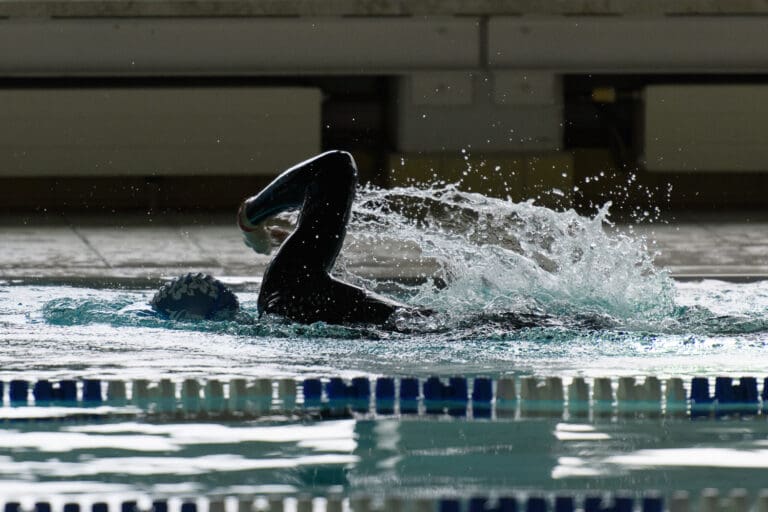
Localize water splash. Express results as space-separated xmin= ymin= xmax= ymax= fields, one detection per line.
xmin=23 ymin=186 xmax=768 ymax=340
xmin=341 ymin=185 xmax=676 ymax=329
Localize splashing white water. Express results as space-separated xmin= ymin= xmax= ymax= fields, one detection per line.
xmin=339 ymin=185 xmax=676 ymax=326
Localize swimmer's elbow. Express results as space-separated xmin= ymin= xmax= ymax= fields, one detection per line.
xmin=316 ymin=150 xmax=358 ymax=183
xmin=321 ymin=150 xmax=357 ymax=169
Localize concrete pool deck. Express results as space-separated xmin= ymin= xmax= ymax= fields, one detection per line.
xmin=1 ymin=211 xmax=767 ymax=284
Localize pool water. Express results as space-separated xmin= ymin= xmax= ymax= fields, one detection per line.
xmin=3 ymin=186 xmax=768 ymax=504
xmin=4 ymin=284 xmax=768 ymax=503
xmin=3 ymin=278 xmax=768 ymax=381
xmin=5 ymin=416 xmax=768 ymax=499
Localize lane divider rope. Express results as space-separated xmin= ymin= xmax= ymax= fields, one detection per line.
xmin=0 ymin=375 xmax=765 ymax=419
xmin=4 ymin=489 xmax=768 ymax=512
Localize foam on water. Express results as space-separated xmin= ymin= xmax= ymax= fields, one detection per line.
xmin=3 ymin=185 xmax=768 ymax=379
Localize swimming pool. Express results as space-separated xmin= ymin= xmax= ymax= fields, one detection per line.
xmin=3 ymin=187 xmax=768 ymax=509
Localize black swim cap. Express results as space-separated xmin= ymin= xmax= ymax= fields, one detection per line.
xmin=151 ymin=273 xmax=239 ymax=321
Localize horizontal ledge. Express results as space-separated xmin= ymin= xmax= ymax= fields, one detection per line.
xmin=4 ymin=0 xmax=768 ymax=18
xmin=0 ymin=17 xmax=480 ymax=75
xmin=3 ymin=16 xmax=768 ymax=76
xmin=489 ymin=17 xmax=768 ymax=71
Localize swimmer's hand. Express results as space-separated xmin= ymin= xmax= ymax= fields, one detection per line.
xmin=238 ymin=205 xmax=291 ymax=255
xmin=242 ymin=223 xmax=272 ymax=255
xmin=267 ymin=225 xmax=290 ymax=244
xmin=238 ymin=205 xmax=272 ymax=255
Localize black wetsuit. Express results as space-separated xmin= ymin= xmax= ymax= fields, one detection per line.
xmin=240 ymin=151 xmax=409 ymax=324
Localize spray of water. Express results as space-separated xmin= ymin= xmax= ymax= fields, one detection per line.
xmin=15 ymin=173 xmax=768 ymax=379
xmin=333 ymin=184 xmax=677 ymax=329
xmin=32 ymin=177 xmax=768 ymax=337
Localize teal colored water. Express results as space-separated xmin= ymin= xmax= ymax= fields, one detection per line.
xmin=3 ymin=418 xmax=768 ymax=498
xmin=3 ymin=279 xmax=768 ymax=381
xmin=3 ymin=186 xmax=768 ymax=499
xmin=3 ymin=186 xmax=768 ymax=381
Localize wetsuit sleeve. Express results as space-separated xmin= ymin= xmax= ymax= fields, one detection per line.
xmin=238 ymin=151 xmax=356 ymax=255
xmin=240 ymin=152 xmax=355 ymax=226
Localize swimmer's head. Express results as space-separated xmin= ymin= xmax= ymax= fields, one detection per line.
xmin=151 ymin=273 xmax=239 ymax=321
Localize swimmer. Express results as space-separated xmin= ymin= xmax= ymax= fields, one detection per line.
xmin=153 ymin=151 xmax=426 ymax=325
xmin=239 ymin=150 xmax=421 ymax=324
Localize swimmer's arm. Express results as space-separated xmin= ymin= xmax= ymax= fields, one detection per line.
xmin=238 ymin=153 xmax=330 ymax=254
xmin=240 ymin=154 xmax=326 ymax=225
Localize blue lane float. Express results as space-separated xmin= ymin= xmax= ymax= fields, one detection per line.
xmin=9 ymin=380 xmax=28 ymax=404
xmin=6 ymin=490 xmax=768 ymax=512
xmin=303 ymin=378 xmax=323 ymax=408
xmin=423 ymin=376 xmax=468 ymax=416
xmin=472 ymin=377 xmax=493 ymax=419
xmin=83 ymin=379 xmax=103 ymax=403
xmin=3 ymin=375 xmax=768 ymax=420
xmin=326 ymin=377 xmax=370 ymax=413
xmin=32 ymin=380 xmax=54 ymax=402
xmin=59 ymin=380 xmax=78 ymax=402
xmin=374 ymin=377 xmax=395 ymax=414
xmin=584 ymin=495 xmax=634 ymax=512
xmin=469 ymin=497 xmax=518 ymax=512
xmin=32 ymin=379 xmax=78 ymax=404
xmin=715 ymin=376 xmax=758 ymax=416
xmin=642 ymin=496 xmax=664 ymax=512
xmin=553 ymin=496 xmax=575 ymax=512
xmin=2 ymin=494 xmax=672 ymax=512
xmin=400 ymin=377 xmax=419 ymax=414
xmin=527 ymin=497 xmax=548 ymax=512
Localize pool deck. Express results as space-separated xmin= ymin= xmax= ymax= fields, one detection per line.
xmin=1 ymin=211 xmax=767 ymax=284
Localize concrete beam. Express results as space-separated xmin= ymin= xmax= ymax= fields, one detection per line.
xmin=489 ymin=17 xmax=768 ymax=73
xmin=5 ymin=14 xmax=768 ymax=77
xmin=4 ymin=0 xmax=768 ymax=18
xmin=0 ymin=17 xmax=479 ymax=77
